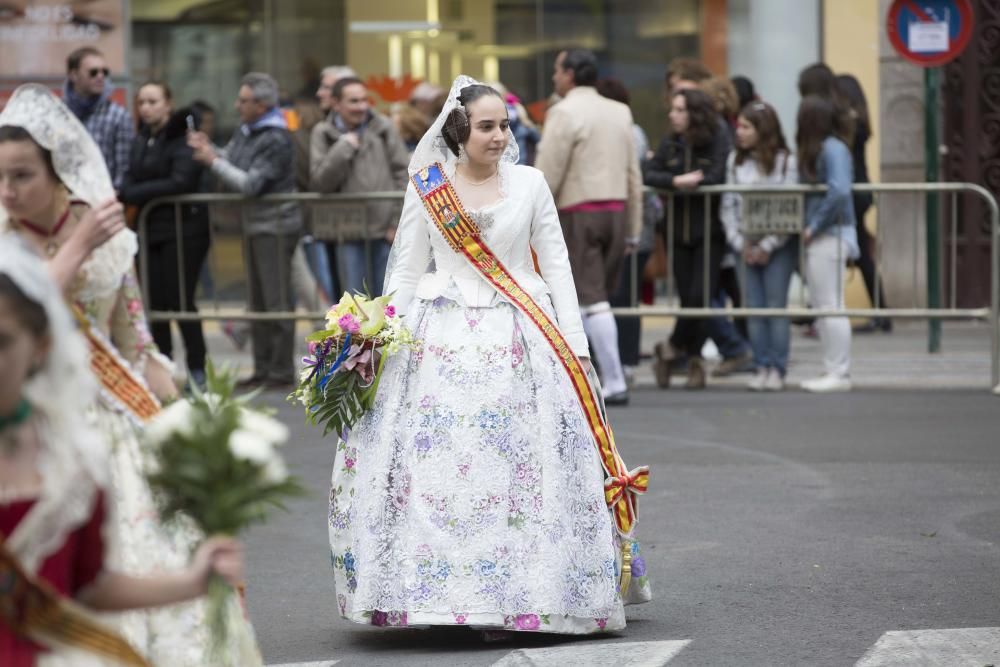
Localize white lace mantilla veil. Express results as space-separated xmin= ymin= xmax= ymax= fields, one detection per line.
xmin=0 ymin=83 xmax=138 ymax=302
xmin=0 ymin=239 xmax=109 ymax=575
xmin=383 ymin=75 xmax=519 ymax=293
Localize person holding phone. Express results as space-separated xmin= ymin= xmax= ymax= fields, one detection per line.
xmin=119 ymin=81 xmax=211 ymax=389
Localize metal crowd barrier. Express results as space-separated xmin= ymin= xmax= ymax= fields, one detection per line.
xmin=136 ymin=182 xmax=1000 ymax=389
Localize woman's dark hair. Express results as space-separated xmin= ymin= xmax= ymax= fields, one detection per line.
xmin=730 ymin=75 xmax=756 ymax=111
xmin=736 ymin=101 xmax=789 ymax=176
xmin=595 ymin=77 xmax=630 ymax=107
xmin=441 ymin=84 xmax=504 ymax=157
xmin=561 ymin=49 xmax=599 ymax=87
xmin=0 ymin=125 xmax=59 ymax=181
xmin=796 ymin=95 xmax=836 ymax=182
xmin=797 ymin=62 xmax=855 ymax=146
xmin=672 ymin=88 xmax=719 ymax=148
xmin=0 ymin=273 xmax=49 ymax=340
xmin=138 ymin=80 xmax=173 ymax=101
xmin=835 ymin=73 xmax=870 ymax=136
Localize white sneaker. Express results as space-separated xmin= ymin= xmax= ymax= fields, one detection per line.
xmin=747 ymin=368 xmax=767 ymax=391
xmin=763 ymin=368 xmax=785 ymax=392
xmin=801 ymin=373 xmax=851 ymax=393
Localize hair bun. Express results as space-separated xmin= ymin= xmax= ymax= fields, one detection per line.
xmin=441 ymin=107 xmax=470 ymax=157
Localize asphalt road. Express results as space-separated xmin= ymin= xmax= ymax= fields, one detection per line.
xmin=239 ymin=386 xmax=1000 ymax=667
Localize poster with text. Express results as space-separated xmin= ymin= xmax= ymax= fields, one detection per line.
xmin=0 ymin=1 xmax=127 ymax=81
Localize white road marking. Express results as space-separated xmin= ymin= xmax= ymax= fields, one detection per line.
xmin=265 ymin=661 xmax=339 ymax=667
xmin=491 ymin=640 xmax=691 ymax=667
xmin=856 ymin=627 xmax=1000 ymax=666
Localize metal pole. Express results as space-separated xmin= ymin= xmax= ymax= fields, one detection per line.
xmin=925 ymin=66 xmax=942 ymax=352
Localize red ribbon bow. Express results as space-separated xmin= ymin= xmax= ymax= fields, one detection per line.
xmin=604 ymin=466 xmax=650 ymax=534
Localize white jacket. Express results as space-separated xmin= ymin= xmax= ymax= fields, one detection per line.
xmin=386 ymin=163 xmax=589 ymax=357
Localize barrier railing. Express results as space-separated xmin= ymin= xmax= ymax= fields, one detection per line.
xmin=136 ymin=181 xmax=999 ymax=389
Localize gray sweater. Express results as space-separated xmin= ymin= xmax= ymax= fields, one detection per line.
xmin=212 ymin=110 xmax=303 ymax=236
xmin=309 ymin=111 xmax=409 ymax=240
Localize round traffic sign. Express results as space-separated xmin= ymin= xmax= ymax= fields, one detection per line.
xmin=886 ymin=0 xmax=974 ymax=67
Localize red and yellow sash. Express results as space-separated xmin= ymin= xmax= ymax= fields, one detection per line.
xmin=0 ymin=539 xmax=151 ymax=666
xmin=71 ymin=305 xmax=161 ymax=424
xmin=412 ymin=163 xmax=649 ymax=536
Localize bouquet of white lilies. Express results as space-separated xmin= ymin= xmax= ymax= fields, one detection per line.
xmin=145 ymin=364 xmax=304 ymax=661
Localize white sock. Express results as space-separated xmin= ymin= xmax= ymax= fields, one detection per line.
xmin=582 ymin=304 xmax=627 ymax=396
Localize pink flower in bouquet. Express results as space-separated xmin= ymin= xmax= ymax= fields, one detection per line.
xmin=338 ymin=313 xmax=361 ymax=334
xmin=384 ymin=305 xmax=396 ymax=318
xmin=307 ymin=341 xmax=320 ymax=355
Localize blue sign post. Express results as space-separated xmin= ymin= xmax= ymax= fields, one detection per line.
xmin=887 ymin=0 xmax=975 ymax=352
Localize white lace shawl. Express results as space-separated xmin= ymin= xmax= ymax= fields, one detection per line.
xmin=0 ymin=83 xmax=137 ymax=302
xmin=0 ymin=239 xmax=109 ymax=575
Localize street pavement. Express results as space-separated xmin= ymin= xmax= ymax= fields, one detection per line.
xmin=177 ymin=320 xmax=999 ymax=666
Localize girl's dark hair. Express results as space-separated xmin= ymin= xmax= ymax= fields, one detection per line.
xmin=796 ymin=95 xmax=836 ymax=182
xmin=0 ymin=125 xmax=59 ymax=181
xmin=731 ymin=75 xmax=756 ymax=111
xmin=596 ymin=77 xmax=630 ymax=107
xmin=671 ymin=88 xmax=719 ymax=148
xmin=736 ymin=101 xmax=788 ymax=176
xmin=441 ymin=84 xmax=504 ymax=156
xmin=835 ymin=73 xmax=870 ymax=136
xmin=0 ymin=273 xmax=49 ymax=339
xmin=797 ymin=62 xmax=855 ymax=146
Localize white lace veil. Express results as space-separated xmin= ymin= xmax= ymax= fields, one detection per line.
xmin=0 ymin=238 xmax=109 ymax=574
xmin=406 ymin=74 xmax=520 ymax=175
xmin=384 ymin=76 xmax=520 ymax=294
xmin=0 ymin=84 xmax=137 ymax=302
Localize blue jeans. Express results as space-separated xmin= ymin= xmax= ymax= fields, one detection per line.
xmin=743 ymin=241 xmax=798 ymax=375
xmin=337 ymin=239 xmax=391 ymax=295
xmin=302 ymin=238 xmax=334 ymax=300
xmin=707 ymin=291 xmax=750 ymax=359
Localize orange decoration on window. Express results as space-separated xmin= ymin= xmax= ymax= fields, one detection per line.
xmin=365 ymin=74 xmax=423 ymax=104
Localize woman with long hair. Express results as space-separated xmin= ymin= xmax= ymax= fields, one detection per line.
xmin=643 ymin=87 xmax=732 ymax=389
xmin=328 ymin=76 xmax=650 ymax=638
xmin=836 ymin=73 xmax=890 ymax=332
xmin=0 ymin=84 xmax=261 ymax=665
xmin=119 ymin=81 xmax=210 ymax=389
xmin=796 ymin=95 xmax=860 ymax=392
xmin=721 ymin=101 xmax=798 ymax=391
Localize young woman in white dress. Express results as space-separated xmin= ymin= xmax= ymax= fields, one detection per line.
xmin=0 ymin=84 xmax=261 ymax=666
xmin=328 ymin=76 xmax=650 ymax=637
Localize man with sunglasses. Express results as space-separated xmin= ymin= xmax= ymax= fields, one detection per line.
xmin=63 ymin=46 xmax=133 ymax=189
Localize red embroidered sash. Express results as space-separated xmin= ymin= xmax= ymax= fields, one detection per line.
xmin=71 ymin=305 xmax=161 ymax=424
xmin=411 ymin=163 xmax=649 ymax=536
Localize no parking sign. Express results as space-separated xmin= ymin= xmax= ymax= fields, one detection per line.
xmin=887 ymin=0 xmax=974 ymax=67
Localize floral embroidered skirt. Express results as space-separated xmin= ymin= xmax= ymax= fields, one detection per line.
xmin=329 ymin=296 xmax=628 ymax=634
xmin=93 ymin=403 xmax=262 ymax=666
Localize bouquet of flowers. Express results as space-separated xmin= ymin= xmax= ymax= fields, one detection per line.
xmin=289 ymin=291 xmax=418 ymax=437
xmin=145 ymin=364 xmax=304 ymax=662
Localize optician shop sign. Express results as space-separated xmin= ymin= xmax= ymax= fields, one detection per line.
xmin=887 ymin=0 xmax=974 ymax=67
xmin=0 ymin=1 xmax=128 ymax=106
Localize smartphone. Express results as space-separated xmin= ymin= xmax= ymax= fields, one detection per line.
xmin=186 ymin=114 xmax=196 ymax=132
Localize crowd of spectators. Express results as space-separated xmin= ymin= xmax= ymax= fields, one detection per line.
xmin=60 ymin=44 xmax=876 ymax=394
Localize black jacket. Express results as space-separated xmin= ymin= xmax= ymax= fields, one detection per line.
xmin=642 ymin=123 xmax=731 ymax=246
xmin=119 ymin=109 xmax=207 ymax=244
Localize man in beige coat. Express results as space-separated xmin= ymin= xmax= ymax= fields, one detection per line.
xmin=310 ymin=76 xmax=410 ymax=294
xmin=535 ymin=49 xmax=643 ymax=405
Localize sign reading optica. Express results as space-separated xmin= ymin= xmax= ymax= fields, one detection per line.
xmin=886 ymin=0 xmax=974 ymax=67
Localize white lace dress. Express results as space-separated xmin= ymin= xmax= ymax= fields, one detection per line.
xmin=328 ymin=164 xmax=628 ymax=634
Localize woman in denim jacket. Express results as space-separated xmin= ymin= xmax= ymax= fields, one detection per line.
xmin=796 ymin=95 xmax=860 ymax=392
xmin=720 ymin=101 xmax=798 ymax=391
